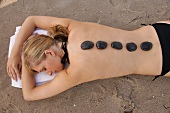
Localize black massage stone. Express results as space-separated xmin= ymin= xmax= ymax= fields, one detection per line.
xmin=126 ymin=42 xmax=137 ymax=52
xmin=81 ymin=41 xmax=94 ymax=50
xmin=141 ymin=41 xmax=153 ymax=51
xmin=111 ymin=41 xmax=123 ymax=50
xmin=96 ymin=41 xmax=107 ymax=49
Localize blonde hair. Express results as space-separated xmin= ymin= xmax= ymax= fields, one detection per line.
xmin=22 ymin=25 xmax=69 ymax=73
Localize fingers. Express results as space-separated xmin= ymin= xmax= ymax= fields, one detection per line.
xmin=16 ymin=63 xmax=22 ymax=80
xmin=7 ymin=55 xmax=22 ymax=81
xmin=11 ymin=68 xmax=17 ymax=81
xmin=18 ymin=63 xmax=22 ymax=79
xmin=14 ymin=66 xmax=20 ymax=80
xmin=8 ymin=67 xmax=17 ymax=81
xmin=7 ymin=65 xmax=21 ymax=82
xmin=7 ymin=66 xmax=12 ymax=78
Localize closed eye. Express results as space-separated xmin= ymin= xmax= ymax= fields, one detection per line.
xmin=32 ymin=69 xmax=38 ymax=73
xmin=40 ymin=67 xmax=46 ymax=72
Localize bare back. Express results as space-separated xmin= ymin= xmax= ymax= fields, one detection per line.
xmin=66 ymin=21 xmax=163 ymax=82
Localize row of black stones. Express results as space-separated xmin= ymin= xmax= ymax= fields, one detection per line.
xmin=81 ymin=41 xmax=153 ymax=51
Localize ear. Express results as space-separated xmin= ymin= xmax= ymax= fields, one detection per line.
xmin=44 ymin=49 xmax=56 ymax=56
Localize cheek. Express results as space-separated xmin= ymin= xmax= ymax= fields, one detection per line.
xmin=55 ymin=59 xmax=64 ymax=69
xmin=47 ymin=57 xmax=63 ymax=70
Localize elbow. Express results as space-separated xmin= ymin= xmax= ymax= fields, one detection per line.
xmin=25 ymin=16 xmax=34 ymax=23
xmin=24 ymin=16 xmax=36 ymax=24
xmin=25 ymin=16 xmax=32 ymax=21
xmin=23 ymin=98 xmax=30 ymax=102
xmin=26 ymin=16 xmax=35 ymax=20
xmin=23 ymin=93 xmax=34 ymax=101
xmin=23 ymin=94 xmax=31 ymax=101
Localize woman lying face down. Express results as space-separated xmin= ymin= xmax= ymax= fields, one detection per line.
xmin=7 ymin=16 xmax=170 ymax=101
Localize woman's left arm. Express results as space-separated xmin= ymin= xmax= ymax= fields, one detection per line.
xmin=22 ymin=58 xmax=79 ymax=101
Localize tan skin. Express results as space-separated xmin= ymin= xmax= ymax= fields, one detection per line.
xmin=7 ymin=16 xmax=170 ymax=101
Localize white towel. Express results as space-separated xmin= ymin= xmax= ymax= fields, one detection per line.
xmin=8 ymin=26 xmax=69 ymax=88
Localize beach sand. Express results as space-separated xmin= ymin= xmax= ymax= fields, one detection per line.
xmin=0 ymin=0 xmax=170 ymax=113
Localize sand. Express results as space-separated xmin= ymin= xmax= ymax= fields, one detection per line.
xmin=0 ymin=0 xmax=18 ymax=8
xmin=0 ymin=0 xmax=170 ymax=113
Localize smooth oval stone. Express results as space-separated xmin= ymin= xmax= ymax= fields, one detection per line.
xmin=126 ymin=42 xmax=137 ymax=52
xmin=96 ymin=41 xmax=107 ymax=49
xmin=81 ymin=41 xmax=94 ymax=50
xmin=140 ymin=41 xmax=153 ymax=51
xmin=111 ymin=41 xmax=123 ymax=50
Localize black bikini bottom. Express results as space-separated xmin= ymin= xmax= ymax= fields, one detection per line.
xmin=152 ymin=23 xmax=170 ymax=80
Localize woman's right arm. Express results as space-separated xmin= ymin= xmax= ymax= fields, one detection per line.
xmin=7 ymin=16 xmax=73 ymax=81
xmin=21 ymin=56 xmax=80 ymax=101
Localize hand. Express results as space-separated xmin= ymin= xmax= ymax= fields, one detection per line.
xmin=7 ymin=54 xmax=22 ymax=81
